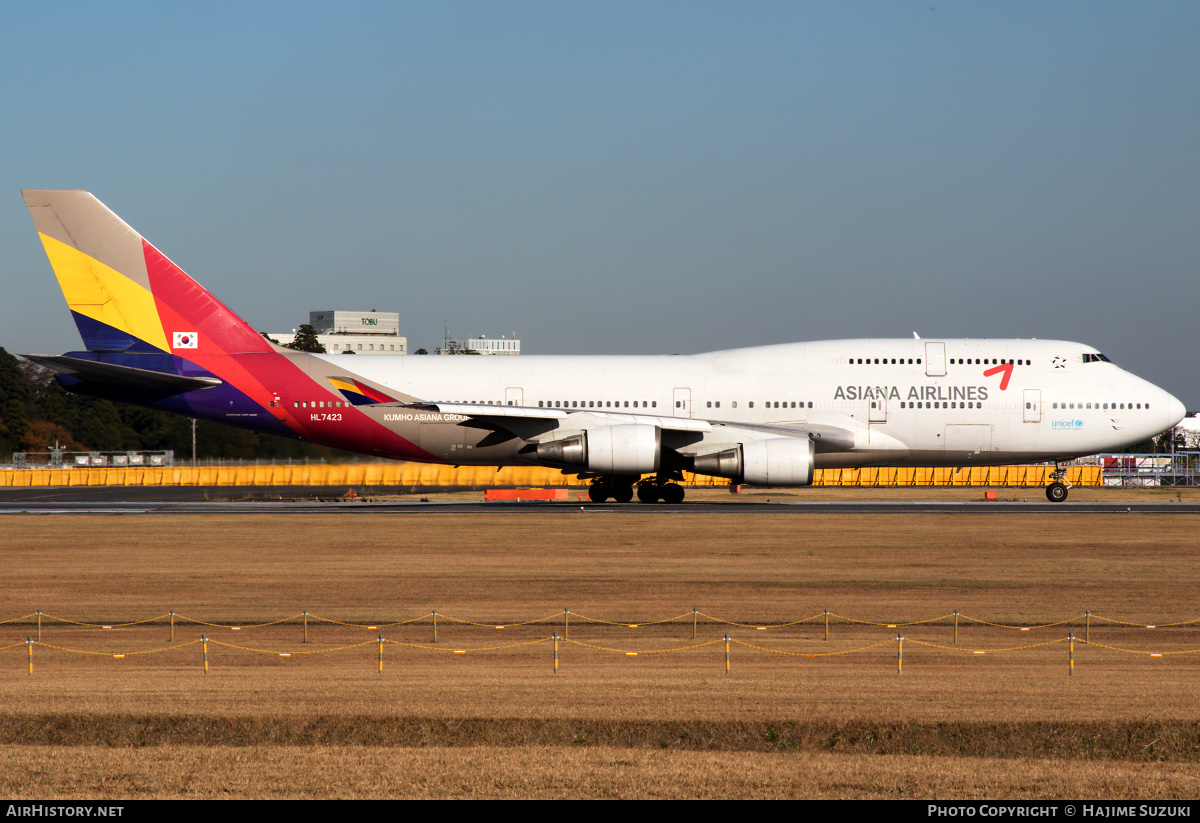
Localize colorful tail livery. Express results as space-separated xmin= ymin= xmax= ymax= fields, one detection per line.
xmin=22 ymin=190 xmax=1186 ymax=502
xmin=21 ymin=190 xmax=431 ymax=461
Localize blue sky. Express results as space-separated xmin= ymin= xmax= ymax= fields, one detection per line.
xmin=3 ymin=2 xmax=1198 ymax=405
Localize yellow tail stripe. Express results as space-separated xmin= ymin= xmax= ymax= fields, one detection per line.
xmin=38 ymin=233 xmax=169 ymax=352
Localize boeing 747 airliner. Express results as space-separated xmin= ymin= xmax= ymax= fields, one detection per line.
xmin=20 ymin=190 xmax=1186 ymax=502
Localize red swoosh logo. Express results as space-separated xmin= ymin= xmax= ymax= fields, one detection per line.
xmin=984 ymin=363 xmax=1014 ymax=390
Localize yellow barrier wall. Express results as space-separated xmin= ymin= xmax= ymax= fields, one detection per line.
xmin=0 ymin=463 xmax=1102 ymax=488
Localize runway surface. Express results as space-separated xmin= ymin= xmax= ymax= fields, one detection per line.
xmin=1 ymin=487 xmax=1197 ymax=515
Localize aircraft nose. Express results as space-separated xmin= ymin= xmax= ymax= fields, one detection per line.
xmin=1166 ymin=391 xmax=1187 ymax=429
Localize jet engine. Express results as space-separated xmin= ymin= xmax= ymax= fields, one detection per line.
xmin=692 ymin=437 xmax=815 ymax=486
xmin=533 ymin=424 xmax=662 ymax=474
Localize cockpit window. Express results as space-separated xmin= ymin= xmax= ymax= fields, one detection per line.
xmin=1083 ymin=353 xmax=1113 ymax=364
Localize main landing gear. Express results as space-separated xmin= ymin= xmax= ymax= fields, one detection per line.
xmin=636 ymin=479 xmax=685 ymax=504
xmin=1045 ymin=463 xmax=1071 ymax=503
xmin=587 ymin=477 xmax=634 ymax=503
xmin=588 ymin=476 xmax=685 ymax=504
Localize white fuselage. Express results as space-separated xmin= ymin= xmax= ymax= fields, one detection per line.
xmin=316 ymin=338 xmax=1184 ymax=469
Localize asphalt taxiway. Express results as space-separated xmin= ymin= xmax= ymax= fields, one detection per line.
xmin=1 ymin=488 xmax=1198 ymax=515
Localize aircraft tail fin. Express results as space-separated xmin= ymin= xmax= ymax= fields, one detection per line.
xmin=22 ymin=190 xmax=274 ymax=356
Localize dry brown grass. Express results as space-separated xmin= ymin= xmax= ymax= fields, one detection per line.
xmin=2 ymin=507 xmax=1200 ymax=798
xmin=2 ymin=746 xmax=1200 ymax=799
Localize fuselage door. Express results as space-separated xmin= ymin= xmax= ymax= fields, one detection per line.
xmin=925 ymin=342 xmax=946 ymax=377
xmin=269 ymin=390 xmax=290 ymax=420
xmin=1023 ymin=388 xmax=1042 ymax=423
xmin=505 ymin=387 xmax=523 ymax=407
xmin=673 ymin=387 xmax=693 ymax=418
xmin=869 ymin=395 xmax=887 ymax=423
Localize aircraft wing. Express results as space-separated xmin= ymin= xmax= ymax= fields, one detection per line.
xmin=704 ymin=418 xmax=856 ymax=453
xmin=401 ymin=401 xmax=854 ymax=452
xmin=404 ymin=400 xmax=712 ymax=430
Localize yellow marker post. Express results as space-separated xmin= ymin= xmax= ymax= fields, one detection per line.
xmin=202 ymin=634 xmax=209 ymax=675
xmin=552 ymin=632 xmax=559 ymax=675
xmin=692 ymin=607 xmax=698 ymax=640
xmin=432 ymin=610 xmax=438 ymax=644
xmin=1085 ymin=611 xmax=1090 ymax=642
xmin=169 ymin=610 xmax=175 ymax=643
xmin=36 ymin=610 xmax=42 ymax=642
xmin=378 ymin=635 xmax=384 ymax=674
xmin=1068 ymin=632 xmax=1074 ymax=677
xmin=897 ymin=634 xmax=904 ymax=675
xmin=27 ymin=637 xmax=32 ymax=677
xmin=303 ymin=611 xmax=308 ymax=644
xmin=724 ymin=633 xmax=731 ymax=674
xmin=563 ymin=609 xmax=569 ymax=640
xmin=953 ymin=610 xmax=959 ymax=645
xmin=824 ymin=609 xmax=829 ymax=641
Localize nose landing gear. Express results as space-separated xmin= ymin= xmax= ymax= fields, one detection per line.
xmin=1045 ymin=463 xmax=1071 ymax=502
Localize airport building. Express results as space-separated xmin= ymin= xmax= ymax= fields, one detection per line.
xmin=437 ymin=335 xmax=521 ymax=355
xmin=267 ymin=310 xmax=408 ymax=355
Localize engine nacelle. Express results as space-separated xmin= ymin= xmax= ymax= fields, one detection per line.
xmin=534 ymin=424 xmax=661 ymax=474
xmin=741 ymin=437 xmax=815 ymax=486
xmin=693 ymin=438 xmax=815 ymax=486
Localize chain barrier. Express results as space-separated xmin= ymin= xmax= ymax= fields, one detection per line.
xmin=9 ymin=608 xmax=1200 ymax=634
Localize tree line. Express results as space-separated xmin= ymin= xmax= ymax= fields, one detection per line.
xmin=0 ymin=347 xmax=351 ymax=462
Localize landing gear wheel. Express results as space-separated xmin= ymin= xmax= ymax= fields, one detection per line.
xmin=636 ymin=483 xmax=661 ymax=503
xmin=587 ymin=485 xmax=609 ymax=503
xmin=612 ymin=484 xmax=634 ymax=503
xmin=1046 ymin=482 xmax=1068 ymax=503
xmin=661 ymin=483 xmax=685 ymax=504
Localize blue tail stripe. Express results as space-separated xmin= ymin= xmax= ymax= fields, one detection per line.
xmin=71 ymin=311 xmax=164 ymax=354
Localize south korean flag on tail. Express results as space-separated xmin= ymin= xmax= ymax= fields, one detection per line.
xmin=172 ymin=331 xmax=199 ymax=349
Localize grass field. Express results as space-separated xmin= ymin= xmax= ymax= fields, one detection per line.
xmin=2 ymin=499 xmax=1199 ymax=798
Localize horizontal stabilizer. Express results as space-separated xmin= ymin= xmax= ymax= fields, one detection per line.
xmin=22 ymin=354 xmax=222 ymax=395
